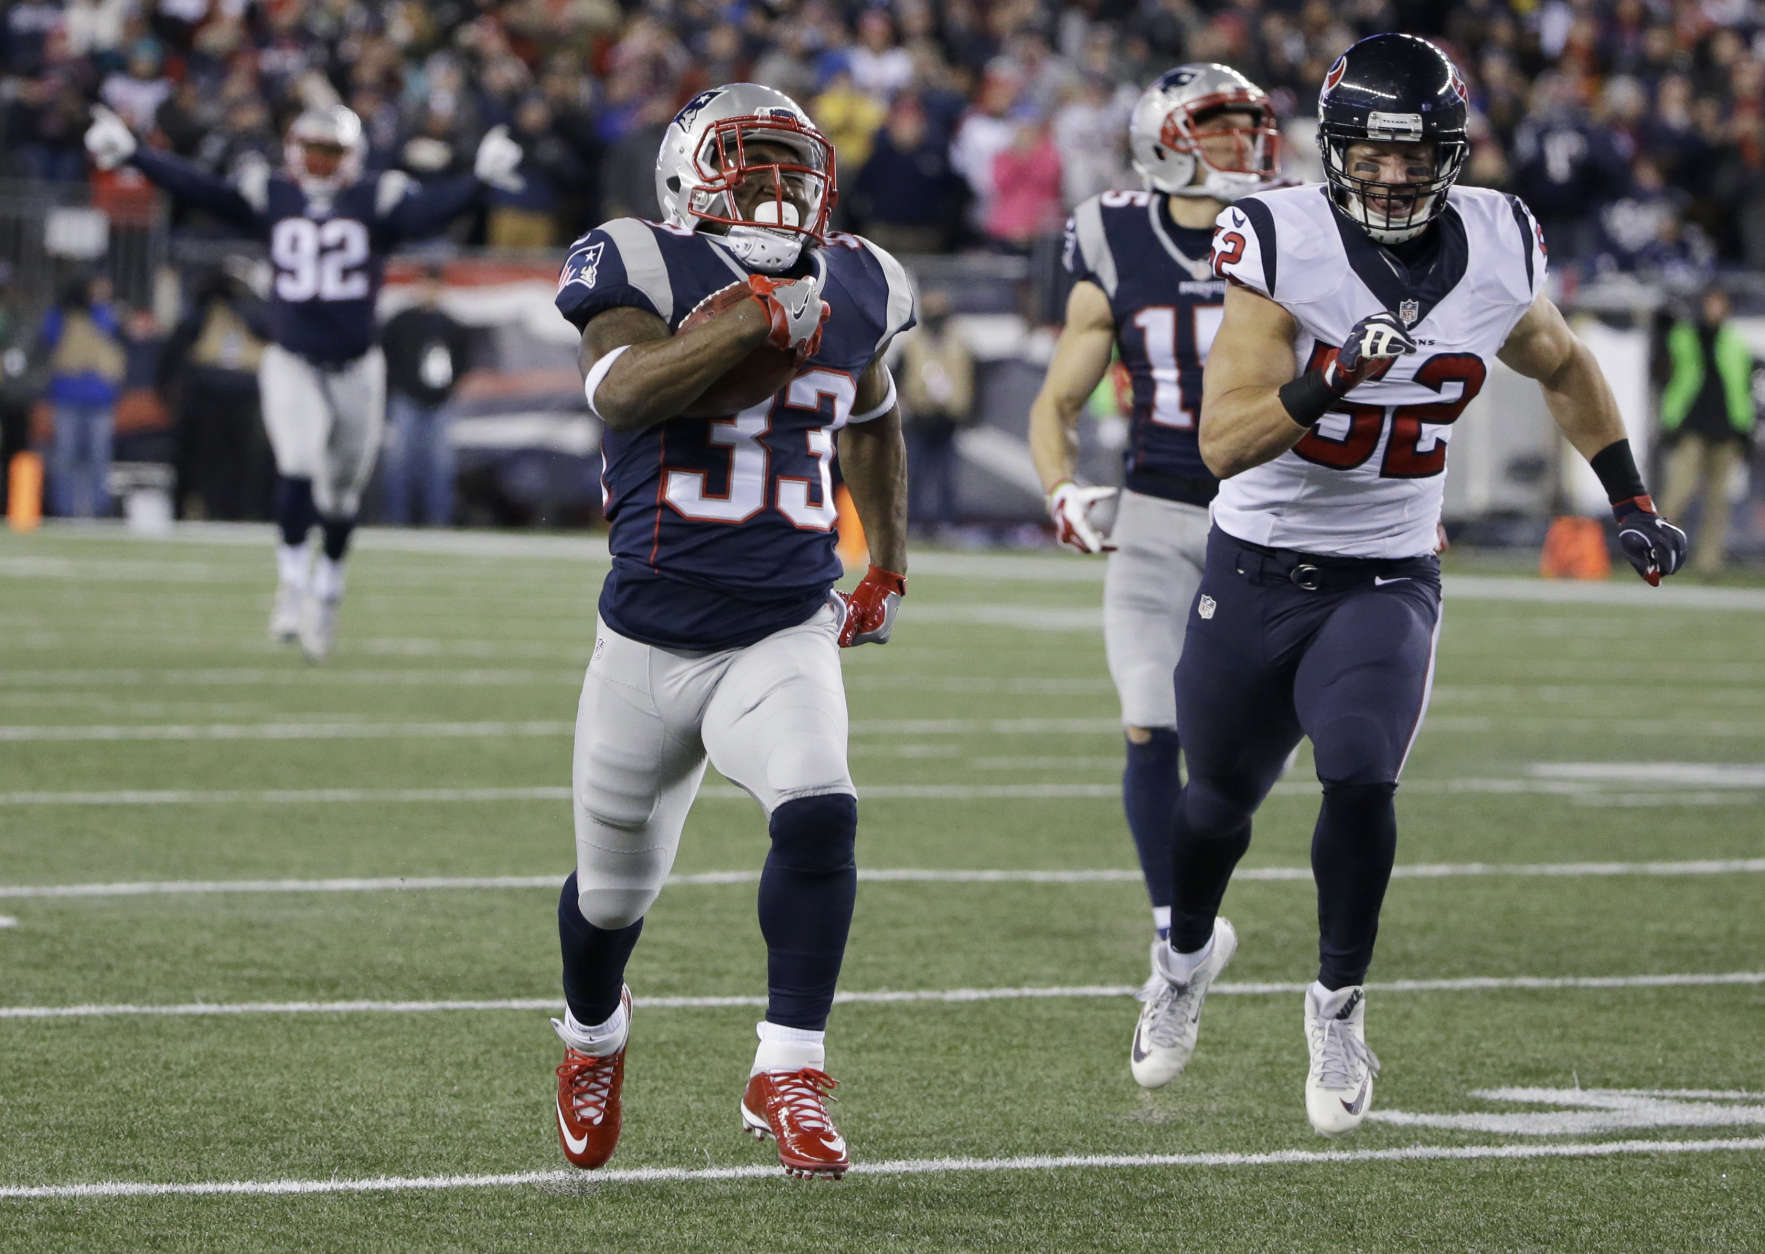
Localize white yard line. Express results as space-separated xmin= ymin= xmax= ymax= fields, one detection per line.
xmin=2 ymin=1136 xmax=1762 ymax=1199
xmin=5 ymin=712 xmax=1762 ymax=743
xmin=2 ymin=859 xmax=1761 ymax=901
xmin=2 ymin=972 xmax=1760 ymax=1020
xmin=3 ymin=774 xmax=1759 ymax=808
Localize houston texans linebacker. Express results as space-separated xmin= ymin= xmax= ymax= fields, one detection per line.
xmin=84 ymin=103 xmax=524 ymax=659
xmin=1027 ymin=63 xmax=1280 ymax=1090
xmin=547 ymin=83 xmax=913 ymax=1179
xmin=1146 ymin=34 xmax=1688 ymax=1136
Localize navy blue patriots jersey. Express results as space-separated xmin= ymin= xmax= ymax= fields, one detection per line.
xmin=1063 ymin=190 xmax=1225 ymax=504
xmin=131 ymin=149 xmax=482 ymax=363
xmin=555 ymin=219 xmax=915 ymax=651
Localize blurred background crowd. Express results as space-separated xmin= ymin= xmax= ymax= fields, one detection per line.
xmin=0 ymin=0 xmax=1760 ymax=565
xmin=6 ymin=0 xmax=1765 ymax=271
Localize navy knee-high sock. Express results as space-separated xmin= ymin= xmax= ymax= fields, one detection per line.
xmin=1311 ymin=781 xmax=1398 ymax=989
xmin=320 ymin=514 xmax=356 ymax=562
xmin=1122 ymin=729 xmax=1181 ymax=920
xmin=757 ymin=793 xmax=858 ymax=1031
xmin=275 ymin=476 xmax=314 ymax=548
xmin=1167 ymin=780 xmax=1253 ymax=954
xmin=558 ymin=872 xmax=643 ymax=1026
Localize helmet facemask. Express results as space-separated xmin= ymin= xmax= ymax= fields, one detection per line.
xmin=685 ymin=117 xmax=835 ymax=272
xmin=1318 ymin=131 xmax=1466 ymax=244
xmin=286 ymin=107 xmax=365 ymax=195
xmin=1157 ymin=95 xmax=1281 ymax=200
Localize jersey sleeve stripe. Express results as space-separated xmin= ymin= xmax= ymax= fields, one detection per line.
xmin=1506 ymin=194 xmax=1536 ymax=292
xmin=601 ymin=218 xmax=675 ymax=323
xmin=1072 ymin=197 xmax=1117 ymax=297
xmin=858 ymin=237 xmax=917 ymax=353
xmin=1236 ymin=196 xmax=1278 ymax=297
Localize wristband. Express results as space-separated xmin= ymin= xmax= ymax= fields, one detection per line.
xmin=1589 ymin=438 xmax=1647 ymax=505
xmin=1277 ymin=371 xmax=1336 ymax=429
xmin=864 ymin=563 xmax=907 ymax=595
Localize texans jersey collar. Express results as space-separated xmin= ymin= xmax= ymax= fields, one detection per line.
xmin=1325 ymin=185 xmax=1469 ymax=328
xmin=1148 ymin=195 xmax=1216 ymax=282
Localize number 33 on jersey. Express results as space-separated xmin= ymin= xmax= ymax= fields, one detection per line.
xmin=1208 ymin=185 xmax=1548 ymax=557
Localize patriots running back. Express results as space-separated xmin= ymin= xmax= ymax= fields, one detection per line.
xmin=84 ymin=102 xmax=523 ymax=658
xmin=546 ymin=82 xmax=912 ymax=1181
xmin=1025 ymin=63 xmax=1280 ymax=1087
xmin=1150 ymin=34 xmax=1686 ymax=1138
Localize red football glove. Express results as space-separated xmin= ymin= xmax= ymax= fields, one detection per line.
xmin=834 ymin=564 xmax=905 ymax=647
xmin=745 ymin=273 xmax=830 ymax=357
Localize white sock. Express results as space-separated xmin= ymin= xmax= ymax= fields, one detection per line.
xmin=276 ymin=541 xmax=311 ymax=589
xmin=1151 ymin=905 xmax=1171 ymax=936
xmin=751 ymin=1020 xmax=825 ymax=1076
xmin=1159 ymin=934 xmax=1214 ymax=984
xmin=562 ymin=1001 xmax=628 ymax=1056
xmin=1310 ymin=981 xmax=1360 ymax=1018
xmin=313 ymin=555 xmax=347 ymax=604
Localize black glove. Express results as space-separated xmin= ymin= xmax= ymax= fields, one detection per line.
xmin=1325 ymin=311 xmax=1417 ymax=395
xmin=1613 ymin=496 xmax=1687 ymax=587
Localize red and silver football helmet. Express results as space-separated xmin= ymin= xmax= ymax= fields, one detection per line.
xmin=286 ymin=104 xmax=365 ymax=193
xmin=654 ymin=83 xmax=836 ymax=273
xmin=1129 ymin=63 xmax=1280 ymax=201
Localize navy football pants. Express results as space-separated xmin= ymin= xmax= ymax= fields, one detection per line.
xmin=1170 ymin=526 xmax=1441 ymax=988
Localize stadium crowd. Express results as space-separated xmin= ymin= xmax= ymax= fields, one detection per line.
xmin=4 ymin=0 xmax=1764 ymax=278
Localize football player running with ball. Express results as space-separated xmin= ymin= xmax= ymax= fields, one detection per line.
xmin=84 ymin=102 xmax=523 ymax=660
xmin=1174 ymin=34 xmax=1686 ymax=1136
xmin=1027 ymin=64 xmax=1281 ymax=1089
xmin=548 ymin=84 xmax=913 ymax=1179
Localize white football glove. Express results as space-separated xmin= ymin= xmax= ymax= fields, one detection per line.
xmin=473 ymin=124 xmax=524 ymax=192
xmin=1048 ymin=481 xmax=1118 ymax=554
xmin=84 ymin=104 xmax=137 ymax=171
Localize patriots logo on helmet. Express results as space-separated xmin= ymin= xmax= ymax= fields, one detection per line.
xmin=1322 ymin=56 xmax=1347 ymax=96
xmin=674 ymin=88 xmax=725 ymax=133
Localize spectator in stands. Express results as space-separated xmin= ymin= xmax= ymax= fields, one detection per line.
xmin=0 ymin=262 xmax=34 ymax=516
xmin=849 ymin=95 xmax=962 ymax=255
xmin=487 ymin=94 xmax=586 ymax=248
xmin=750 ymin=23 xmax=821 ymax=105
xmin=848 ymin=9 xmax=914 ymax=100
xmin=99 ymin=38 xmax=171 ymax=131
xmin=1052 ymin=74 xmax=1131 ymax=209
xmin=379 ymin=264 xmax=472 ymax=527
xmin=812 ymin=65 xmax=888 ymax=177
xmin=899 ymin=289 xmax=975 ymax=537
xmin=37 ymin=273 xmax=125 ymax=519
xmin=156 ymin=267 xmax=272 ymax=521
xmin=985 ymin=113 xmax=1063 ymax=252
xmin=1656 ymin=286 xmax=1757 ymax=577
xmin=597 ymin=91 xmax=675 ymax=221
xmin=949 ymin=64 xmax=1021 ymax=239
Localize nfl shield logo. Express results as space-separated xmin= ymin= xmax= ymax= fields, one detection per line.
xmin=1399 ymin=298 xmax=1420 ymax=326
xmin=1198 ymin=594 xmax=1216 ymax=620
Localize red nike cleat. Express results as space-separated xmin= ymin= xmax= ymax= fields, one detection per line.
xmin=740 ymin=1067 xmax=850 ymax=1179
xmin=552 ymin=987 xmax=630 ymax=1169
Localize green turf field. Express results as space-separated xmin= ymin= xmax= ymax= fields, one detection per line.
xmin=2 ymin=525 xmax=1761 ymax=1252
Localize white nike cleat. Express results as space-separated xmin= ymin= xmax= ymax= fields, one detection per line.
xmin=1130 ymin=917 xmax=1237 ymax=1089
xmin=269 ymin=582 xmax=304 ymax=644
xmin=298 ymin=596 xmax=339 ymax=663
xmin=1304 ymin=983 xmax=1380 ymax=1136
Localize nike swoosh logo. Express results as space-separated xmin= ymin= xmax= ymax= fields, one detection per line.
xmin=1372 ymin=576 xmax=1411 ymax=587
xmin=1231 ymin=209 xmax=1245 ymax=226
xmin=1131 ymin=1024 xmax=1152 ymax=1063
xmin=1340 ymin=1076 xmax=1371 ymax=1116
xmin=557 ymin=1100 xmax=590 ymax=1156
xmin=822 ymin=1133 xmax=847 ymax=1155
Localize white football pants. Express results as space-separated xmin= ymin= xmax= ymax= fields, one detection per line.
xmin=571 ymin=603 xmax=854 ymax=930
xmin=1103 ymin=489 xmax=1212 ymax=730
xmin=259 ymin=343 xmax=387 ymax=518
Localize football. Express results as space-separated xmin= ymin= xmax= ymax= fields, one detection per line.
xmin=678 ymin=281 xmax=802 ymax=417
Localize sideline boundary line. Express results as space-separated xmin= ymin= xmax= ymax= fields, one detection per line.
xmin=4 ymin=1135 xmax=1763 ymax=1198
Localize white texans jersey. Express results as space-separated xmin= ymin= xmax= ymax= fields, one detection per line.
xmin=1209 ymin=183 xmax=1548 ymax=557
